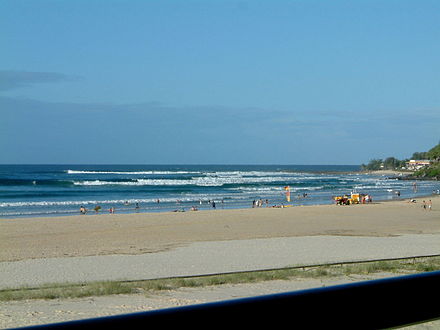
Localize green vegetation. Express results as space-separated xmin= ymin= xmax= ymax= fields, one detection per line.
xmin=0 ymin=281 xmax=133 ymax=302
xmin=361 ymin=142 xmax=440 ymax=178
xmin=361 ymin=157 xmax=408 ymax=171
xmin=410 ymin=143 xmax=440 ymax=179
xmin=2 ymin=256 xmax=440 ymax=302
xmin=425 ymin=143 xmax=440 ymax=161
xmin=414 ymin=163 xmax=440 ymax=179
xmin=411 ymin=144 xmax=440 ymax=162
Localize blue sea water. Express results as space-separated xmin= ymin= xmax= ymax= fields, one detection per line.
xmin=0 ymin=164 xmax=438 ymax=218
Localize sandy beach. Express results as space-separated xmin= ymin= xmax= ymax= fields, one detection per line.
xmin=1 ymin=196 xmax=439 ymax=263
xmin=2 ymin=196 xmax=440 ymax=328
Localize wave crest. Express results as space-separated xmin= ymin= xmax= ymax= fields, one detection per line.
xmin=66 ymin=170 xmax=198 ymax=175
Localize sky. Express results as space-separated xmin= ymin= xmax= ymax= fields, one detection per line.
xmin=1 ymin=0 xmax=439 ymax=165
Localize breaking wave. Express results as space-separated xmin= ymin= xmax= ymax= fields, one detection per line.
xmin=72 ymin=175 xmax=320 ymax=187
xmin=66 ymin=170 xmax=198 ymax=175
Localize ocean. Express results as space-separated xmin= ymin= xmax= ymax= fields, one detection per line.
xmin=0 ymin=164 xmax=438 ymax=218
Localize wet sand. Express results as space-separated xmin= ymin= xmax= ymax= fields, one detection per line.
xmin=1 ymin=196 xmax=439 ymax=262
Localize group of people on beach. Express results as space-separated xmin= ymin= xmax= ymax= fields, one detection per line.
xmin=79 ymin=190 xmax=437 ymax=215
xmin=79 ymin=205 xmax=105 ymax=214
xmin=422 ymin=200 xmax=433 ymax=211
xmin=79 ymin=202 xmax=142 ymax=215
xmin=81 ymin=199 xmax=227 ymax=215
xmin=361 ymin=195 xmax=373 ymax=203
xmin=252 ymin=199 xmax=269 ymax=208
xmin=79 ymin=195 xmax=304 ymax=215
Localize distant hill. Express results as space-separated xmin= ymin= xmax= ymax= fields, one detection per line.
xmin=426 ymin=143 xmax=440 ymax=161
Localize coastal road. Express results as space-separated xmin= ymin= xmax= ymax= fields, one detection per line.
xmin=2 ymin=234 xmax=440 ymax=289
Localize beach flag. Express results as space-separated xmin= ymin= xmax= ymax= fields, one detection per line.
xmin=284 ymin=186 xmax=291 ymax=202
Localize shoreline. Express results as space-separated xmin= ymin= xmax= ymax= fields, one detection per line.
xmin=1 ymin=195 xmax=439 ymax=262
xmin=2 ymin=190 xmax=438 ymax=220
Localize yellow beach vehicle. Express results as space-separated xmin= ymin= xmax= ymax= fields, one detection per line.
xmin=334 ymin=193 xmax=365 ymax=205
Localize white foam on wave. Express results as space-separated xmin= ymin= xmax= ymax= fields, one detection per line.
xmin=73 ymin=179 xmax=199 ymax=186
xmin=0 ymin=194 xmax=238 ymax=208
xmin=72 ymin=175 xmax=321 ymax=187
xmin=67 ymin=170 xmax=198 ymax=175
xmin=0 ymin=198 xmax=183 ymax=208
xmin=228 ymin=185 xmax=326 ymax=192
xmin=66 ymin=169 xmax=328 ymax=178
xmin=227 ymin=186 xmax=284 ymax=192
xmin=204 ymin=171 xmax=301 ymax=177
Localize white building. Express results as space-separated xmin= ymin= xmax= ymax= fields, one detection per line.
xmin=406 ymin=160 xmax=432 ymax=170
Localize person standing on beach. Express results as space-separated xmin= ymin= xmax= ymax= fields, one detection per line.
xmin=428 ymin=200 xmax=432 ymax=211
xmin=422 ymin=201 xmax=427 ymax=210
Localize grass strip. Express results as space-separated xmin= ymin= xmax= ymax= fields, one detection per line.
xmin=1 ymin=256 xmax=440 ymax=302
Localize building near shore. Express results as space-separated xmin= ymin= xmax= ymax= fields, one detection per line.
xmin=406 ymin=160 xmax=432 ymax=170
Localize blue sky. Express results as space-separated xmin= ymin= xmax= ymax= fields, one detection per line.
xmin=1 ymin=0 xmax=439 ymax=164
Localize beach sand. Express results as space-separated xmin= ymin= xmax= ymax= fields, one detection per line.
xmin=2 ymin=196 xmax=440 ymax=328
xmin=1 ymin=196 xmax=439 ymax=262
